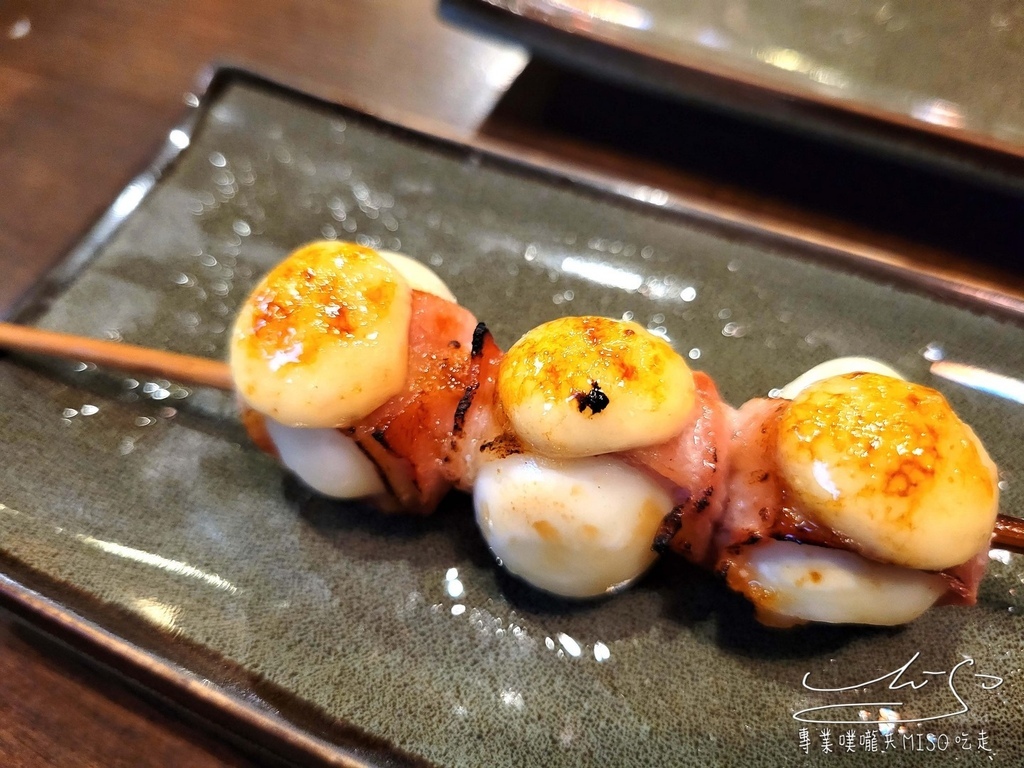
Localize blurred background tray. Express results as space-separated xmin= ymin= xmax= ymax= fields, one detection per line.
xmin=444 ymin=0 xmax=1024 ymax=182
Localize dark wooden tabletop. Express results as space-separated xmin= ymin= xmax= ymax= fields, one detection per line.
xmin=0 ymin=0 xmax=529 ymax=315
xmin=1 ymin=0 xmax=1021 ymax=765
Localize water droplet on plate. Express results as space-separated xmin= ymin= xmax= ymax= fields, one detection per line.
xmin=921 ymin=342 xmax=944 ymax=362
xmin=557 ymin=633 xmax=582 ymax=657
xmin=168 ymin=129 xmax=190 ymax=150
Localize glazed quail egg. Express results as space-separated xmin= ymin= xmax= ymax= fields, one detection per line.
xmin=776 ymin=373 xmax=999 ymax=570
xmin=497 ymin=316 xmax=695 ymax=458
xmin=230 ymin=241 xmax=412 ymax=428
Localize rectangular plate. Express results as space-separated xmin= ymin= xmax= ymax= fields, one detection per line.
xmin=444 ymin=0 xmax=1024 ymax=177
xmin=2 ymin=69 xmax=1022 ymax=767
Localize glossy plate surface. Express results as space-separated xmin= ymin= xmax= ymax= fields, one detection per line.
xmin=451 ymin=0 xmax=1024 ymax=162
xmin=1 ymin=71 xmax=1022 ymax=766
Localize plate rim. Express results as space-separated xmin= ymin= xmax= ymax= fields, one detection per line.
xmin=0 ymin=566 xmax=405 ymax=768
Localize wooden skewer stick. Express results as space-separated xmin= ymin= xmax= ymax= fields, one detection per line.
xmin=1 ymin=320 xmax=1022 ymax=554
xmin=993 ymin=515 xmax=1024 ymax=556
xmin=0 ymin=321 xmax=233 ymax=391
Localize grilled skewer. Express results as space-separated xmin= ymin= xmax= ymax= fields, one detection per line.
xmin=1 ymin=319 xmax=1020 ymax=556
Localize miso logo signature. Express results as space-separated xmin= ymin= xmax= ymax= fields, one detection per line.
xmin=794 ymin=652 xmax=1003 ymax=725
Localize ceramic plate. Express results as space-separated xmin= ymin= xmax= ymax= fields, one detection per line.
xmin=444 ymin=0 xmax=1024 ymax=173
xmin=1 ymin=70 xmax=1022 ymax=766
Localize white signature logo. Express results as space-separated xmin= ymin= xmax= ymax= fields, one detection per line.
xmin=793 ymin=652 xmax=1003 ymax=725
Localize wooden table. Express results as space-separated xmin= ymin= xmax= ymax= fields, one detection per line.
xmin=1 ymin=0 xmax=1021 ymax=765
xmin=0 ymin=0 xmax=529 ymax=314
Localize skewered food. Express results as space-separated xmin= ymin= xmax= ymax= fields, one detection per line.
xmin=713 ymin=364 xmax=998 ymax=626
xmin=227 ymin=242 xmax=1006 ymax=625
xmin=231 ymin=241 xmax=499 ymax=513
xmin=5 ymin=240 xmax=1013 ymax=626
xmin=475 ymin=315 xmax=716 ymax=597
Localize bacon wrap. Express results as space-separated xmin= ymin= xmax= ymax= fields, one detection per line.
xmin=439 ymin=323 xmax=507 ymax=492
xmin=717 ymin=397 xmax=989 ymax=604
xmin=622 ymin=372 xmax=731 ymax=567
xmin=939 ymin=549 xmax=989 ymax=606
xmin=347 ymin=291 xmax=501 ymax=514
xmin=239 ymin=403 xmax=277 ymax=458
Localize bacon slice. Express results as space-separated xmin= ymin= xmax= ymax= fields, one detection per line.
xmin=347 ymin=291 xmax=499 ymax=513
xmin=939 ymin=548 xmax=989 ymax=606
xmin=239 ymin=402 xmax=277 ymax=458
xmin=440 ymin=323 xmax=507 ymax=492
xmin=622 ymin=372 xmax=731 ymax=567
xmin=712 ymin=398 xmax=783 ymax=552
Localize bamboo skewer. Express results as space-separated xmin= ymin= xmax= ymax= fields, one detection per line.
xmin=0 ymin=322 xmax=233 ymax=391
xmin=993 ymin=516 xmax=1024 ymax=556
xmin=0 ymin=320 xmax=1022 ymax=554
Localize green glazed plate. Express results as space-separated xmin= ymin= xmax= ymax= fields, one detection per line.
xmin=1 ymin=70 xmax=1021 ymax=766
